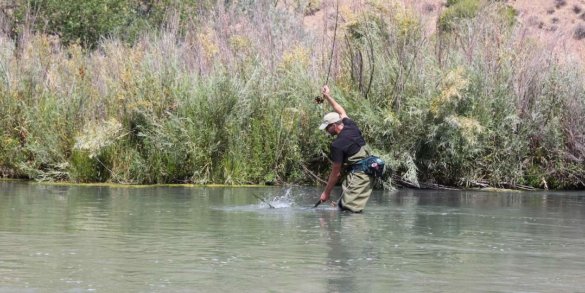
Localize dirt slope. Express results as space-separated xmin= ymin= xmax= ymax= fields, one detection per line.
xmin=304 ymin=0 xmax=585 ymax=61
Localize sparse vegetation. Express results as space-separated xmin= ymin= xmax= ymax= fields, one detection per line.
xmin=574 ymin=24 xmax=585 ymax=39
xmin=423 ymin=3 xmax=435 ymax=13
xmin=304 ymin=0 xmax=322 ymax=16
xmin=500 ymin=5 xmax=518 ymax=26
xmin=0 ymin=1 xmax=584 ymax=189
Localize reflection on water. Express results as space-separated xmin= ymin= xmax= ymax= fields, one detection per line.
xmin=1 ymin=182 xmax=585 ymax=292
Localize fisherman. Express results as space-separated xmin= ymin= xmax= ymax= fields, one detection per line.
xmin=317 ymin=85 xmax=374 ymax=213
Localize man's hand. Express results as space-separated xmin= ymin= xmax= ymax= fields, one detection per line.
xmin=322 ymin=85 xmax=330 ymax=97
xmin=320 ymin=85 xmax=347 ymax=119
xmin=320 ymin=191 xmax=330 ymax=203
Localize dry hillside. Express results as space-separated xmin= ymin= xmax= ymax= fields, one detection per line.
xmin=304 ymin=0 xmax=585 ymax=61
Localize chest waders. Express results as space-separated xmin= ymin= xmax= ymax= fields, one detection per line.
xmin=339 ymin=147 xmax=374 ymax=212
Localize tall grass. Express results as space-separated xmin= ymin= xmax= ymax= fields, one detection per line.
xmin=0 ymin=1 xmax=583 ymax=189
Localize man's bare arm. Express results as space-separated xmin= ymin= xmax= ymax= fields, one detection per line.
xmin=320 ymin=162 xmax=342 ymax=202
xmin=322 ymin=85 xmax=347 ymax=119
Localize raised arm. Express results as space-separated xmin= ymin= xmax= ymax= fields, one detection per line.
xmin=322 ymin=85 xmax=347 ymax=119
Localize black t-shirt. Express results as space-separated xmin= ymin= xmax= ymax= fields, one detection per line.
xmin=330 ymin=117 xmax=366 ymax=164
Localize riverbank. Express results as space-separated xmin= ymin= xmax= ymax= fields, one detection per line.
xmin=0 ymin=178 xmax=271 ymax=189
xmin=1 ymin=1 xmax=584 ymax=189
xmin=0 ymin=178 xmax=534 ymax=193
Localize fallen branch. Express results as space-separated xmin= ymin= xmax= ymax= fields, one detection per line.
xmin=391 ymin=174 xmax=459 ymax=190
xmin=499 ymin=182 xmax=539 ymax=191
xmin=302 ymin=164 xmax=328 ymax=185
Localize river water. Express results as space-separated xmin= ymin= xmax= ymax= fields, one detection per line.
xmin=1 ymin=181 xmax=584 ymax=292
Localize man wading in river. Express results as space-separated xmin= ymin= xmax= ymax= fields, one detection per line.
xmin=317 ymin=85 xmax=374 ymax=213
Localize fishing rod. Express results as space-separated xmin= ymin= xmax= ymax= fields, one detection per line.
xmin=314 ymin=199 xmax=323 ymax=208
xmin=325 ymin=0 xmax=339 ymax=86
xmin=314 ymin=0 xmax=340 ymax=104
xmin=313 ymin=0 xmax=340 ymax=207
xmin=252 ymin=193 xmax=275 ymax=209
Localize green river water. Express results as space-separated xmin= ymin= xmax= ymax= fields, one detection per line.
xmin=1 ymin=181 xmax=584 ymax=292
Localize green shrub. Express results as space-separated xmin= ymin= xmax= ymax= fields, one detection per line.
xmin=14 ymin=0 xmax=136 ymax=48
xmin=69 ymin=150 xmax=109 ymax=182
xmin=499 ymin=5 xmax=518 ymax=27
xmin=304 ymin=0 xmax=321 ymax=16
xmin=9 ymin=0 xmax=216 ymax=48
xmin=439 ymin=0 xmax=481 ymax=32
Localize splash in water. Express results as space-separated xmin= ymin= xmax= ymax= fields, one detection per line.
xmin=257 ymin=188 xmax=295 ymax=209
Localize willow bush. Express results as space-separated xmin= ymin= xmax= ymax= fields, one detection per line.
xmin=0 ymin=0 xmax=583 ymax=188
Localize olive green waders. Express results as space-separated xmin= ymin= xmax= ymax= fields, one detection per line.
xmin=339 ymin=147 xmax=374 ymax=212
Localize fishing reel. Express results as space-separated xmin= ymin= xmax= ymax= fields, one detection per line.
xmin=314 ymin=96 xmax=324 ymax=104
